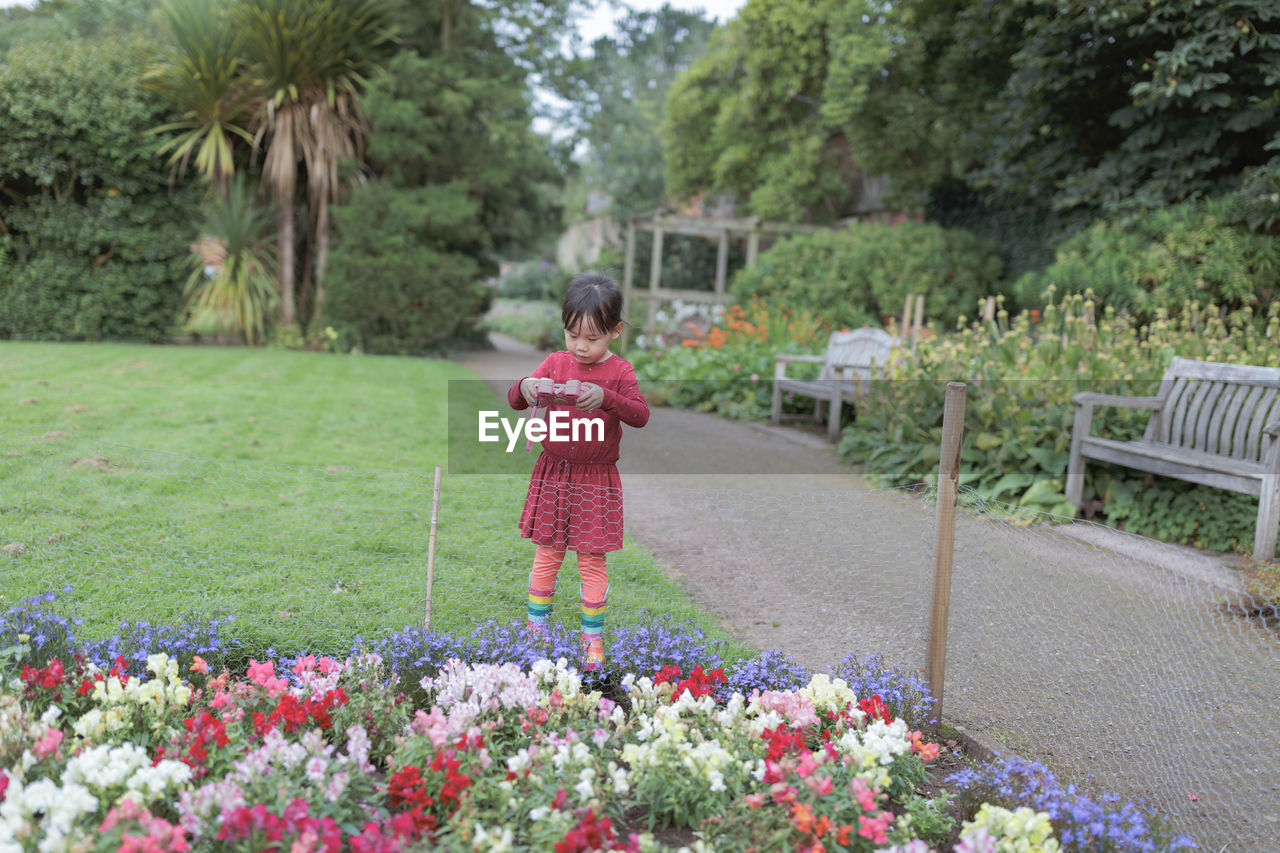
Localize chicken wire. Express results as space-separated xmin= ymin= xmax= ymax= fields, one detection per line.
xmin=2 ymin=432 xmax=1278 ymax=851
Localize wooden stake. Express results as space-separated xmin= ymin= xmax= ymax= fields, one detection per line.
xmin=926 ymin=382 xmax=967 ymax=725
xmin=901 ymin=295 xmax=912 ymax=341
xmin=424 ymin=465 xmax=443 ymax=631
xmin=647 ymin=226 xmax=664 ymax=338
xmin=912 ymin=294 xmax=925 ymax=355
xmin=715 ymin=230 xmax=729 ymax=294
xmin=983 ymin=296 xmax=996 ymax=324
xmin=621 ymin=222 xmax=636 ymax=353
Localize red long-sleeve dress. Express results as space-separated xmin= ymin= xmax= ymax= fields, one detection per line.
xmin=508 ymin=351 xmax=649 ymax=553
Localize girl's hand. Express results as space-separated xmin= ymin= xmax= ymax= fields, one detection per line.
xmin=575 ymin=382 xmax=605 ymax=412
xmin=519 ymin=377 xmax=540 ymax=407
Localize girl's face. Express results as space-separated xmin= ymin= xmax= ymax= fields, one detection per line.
xmin=564 ymin=319 xmax=622 ymax=365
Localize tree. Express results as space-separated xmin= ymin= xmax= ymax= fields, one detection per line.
xmin=323 ymin=0 xmax=567 ymax=352
xmin=662 ymin=0 xmax=901 ymax=222
xmin=143 ymin=0 xmax=254 ymax=200
xmin=555 ymin=4 xmax=716 ymax=220
xmin=965 ymin=0 xmax=1280 ymax=222
xmin=0 ymin=35 xmax=199 ymax=342
xmin=232 ymin=0 xmax=397 ymax=330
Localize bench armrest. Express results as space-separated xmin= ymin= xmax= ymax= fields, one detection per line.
xmin=1265 ymin=421 xmax=1280 ymax=438
xmin=1071 ymin=392 xmax=1162 ymax=410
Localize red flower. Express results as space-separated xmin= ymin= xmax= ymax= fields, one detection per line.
xmin=555 ymin=809 xmax=633 ymax=853
xmin=858 ymin=695 xmax=891 ymax=725
xmin=0 ymin=769 xmax=8 ymax=803
xmin=651 ymin=665 xmax=726 ymax=701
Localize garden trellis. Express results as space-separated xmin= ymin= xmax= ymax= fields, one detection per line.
xmin=3 ymin=431 xmax=1279 ymax=851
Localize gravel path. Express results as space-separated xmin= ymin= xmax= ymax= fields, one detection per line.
xmin=459 ymin=334 xmax=1280 ymax=852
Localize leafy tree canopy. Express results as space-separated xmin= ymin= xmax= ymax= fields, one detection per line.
xmin=663 ymin=0 xmax=1280 ymax=230
xmin=554 ymin=4 xmax=717 ymax=221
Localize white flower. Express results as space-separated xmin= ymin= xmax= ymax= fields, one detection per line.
xmin=471 ymin=823 xmax=515 ymax=852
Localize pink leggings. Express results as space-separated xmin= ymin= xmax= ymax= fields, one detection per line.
xmin=527 ymin=545 xmax=607 ymax=636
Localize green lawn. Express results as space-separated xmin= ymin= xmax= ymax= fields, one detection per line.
xmin=1 ymin=342 xmax=748 ymax=660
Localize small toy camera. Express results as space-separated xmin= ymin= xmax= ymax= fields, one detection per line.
xmin=531 ymin=378 xmax=583 ymax=407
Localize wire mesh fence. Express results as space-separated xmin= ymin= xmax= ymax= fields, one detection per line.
xmin=3 ymin=431 xmax=1279 ymax=851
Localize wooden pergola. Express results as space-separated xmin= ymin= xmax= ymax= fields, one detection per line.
xmin=621 ymin=211 xmax=826 ymax=342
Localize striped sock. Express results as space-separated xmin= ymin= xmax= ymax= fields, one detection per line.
xmin=527 ymin=546 xmax=565 ymax=626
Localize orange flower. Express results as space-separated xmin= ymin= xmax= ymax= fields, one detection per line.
xmin=707 ymin=327 xmax=728 ymax=348
xmin=836 ymin=825 xmax=853 ymax=845
xmin=682 ymin=339 xmax=699 ymax=348
xmin=791 ymin=802 xmax=816 ymax=834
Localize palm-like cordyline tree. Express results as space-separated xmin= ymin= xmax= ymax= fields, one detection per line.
xmin=142 ymin=0 xmax=253 ymax=199
xmin=233 ymin=0 xmax=396 ymax=330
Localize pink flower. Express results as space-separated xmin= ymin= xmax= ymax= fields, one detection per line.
xmin=858 ymin=811 xmax=893 ymax=844
xmin=804 ymin=774 xmax=834 ymax=797
xmin=33 ymin=727 xmax=63 ymax=761
xmin=851 ymin=777 xmax=878 ymax=812
xmin=190 ymin=656 xmax=208 ymax=675
xmin=317 ymin=657 xmax=340 ymax=675
xmin=795 ymin=751 xmax=819 ymax=779
xmin=292 ymin=655 xmax=317 ymax=676
xmin=246 ymin=659 xmax=288 ymax=695
xmin=744 ymin=793 xmax=766 ymax=809
xmin=750 ymin=373 xmax=759 ymax=381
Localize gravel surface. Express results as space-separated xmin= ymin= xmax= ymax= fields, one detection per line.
xmin=460 ymin=334 xmax=1280 ymax=852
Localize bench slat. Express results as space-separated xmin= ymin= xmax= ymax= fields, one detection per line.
xmin=1198 ymin=379 xmax=1228 ymax=455
xmin=1229 ymin=384 xmax=1268 ymax=460
xmin=1209 ymin=382 xmax=1249 ymax=456
xmin=1079 ymin=436 xmax=1264 ymax=496
xmin=776 ymin=378 xmax=866 ymax=402
xmin=1152 ymin=376 xmax=1190 ymax=445
xmin=1245 ymin=388 xmax=1280 ymax=462
xmin=1167 ymin=356 xmax=1280 ymax=385
xmin=1180 ymin=378 xmax=1215 ymax=451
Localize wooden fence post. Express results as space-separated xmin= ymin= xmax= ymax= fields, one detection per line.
xmin=911 ymin=294 xmax=925 ymax=355
xmin=901 ymin=295 xmax=913 ymax=342
xmin=621 ymin=222 xmax=636 ymax=353
xmin=647 ymin=225 xmax=664 ymax=338
xmin=926 ymin=382 xmax=967 ymax=725
xmin=424 ymin=465 xmax=443 ymax=630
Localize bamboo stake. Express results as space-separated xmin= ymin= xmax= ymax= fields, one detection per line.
xmin=424 ymin=465 xmax=443 ymax=631
xmin=901 ymin=295 xmax=912 ymax=341
xmin=926 ymin=382 xmax=967 ymax=725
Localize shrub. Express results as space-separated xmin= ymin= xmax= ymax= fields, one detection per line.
xmin=839 ymin=291 xmax=1280 ymax=542
xmin=497 ymin=261 xmax=563 ymax=301
xmin=731 ymin=221 xmax=1005 ymax=330
xmin=0 ymin=37 xmax=199 ymax=342
xmin=631 ymin=297 xmax=829 ymax=421
xmin=324 ymin=182 xmax=491 ymax=354
xmin=1015 ymin=196 xmax=1280 ymax=323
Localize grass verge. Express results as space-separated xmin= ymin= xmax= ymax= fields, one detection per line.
xmin=1 ymin=341 xmax=752 ymax=661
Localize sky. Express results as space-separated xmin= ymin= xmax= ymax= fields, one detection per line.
xmin=576 ymin=0 xmax=746 ymax=43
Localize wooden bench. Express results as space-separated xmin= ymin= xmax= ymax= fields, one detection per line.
xmin=1066 ymin=356 xmax=1280 ymax=559
xmin=770 ymin=328 xmax=898 ymax=441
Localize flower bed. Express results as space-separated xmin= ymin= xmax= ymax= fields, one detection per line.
xmin=0 ymin=594 xmax=1194 ymax=852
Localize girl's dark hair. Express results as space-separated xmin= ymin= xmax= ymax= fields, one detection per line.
xmin=562 ymin=272 xmax=624 ymax=335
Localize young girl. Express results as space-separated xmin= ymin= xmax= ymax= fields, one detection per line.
xmin=508 ymin=272 xmax=649 ymax=669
